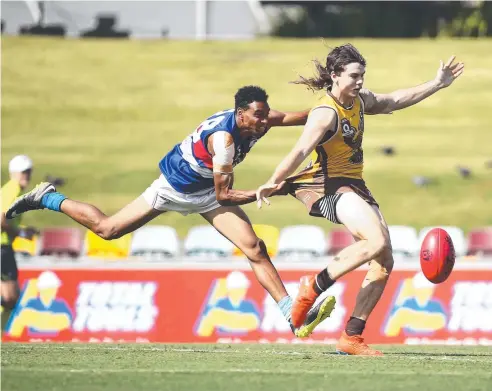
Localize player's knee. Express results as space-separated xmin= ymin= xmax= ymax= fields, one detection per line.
xmin=100 ymin=229 xmax=123 ymax=241
xmin=378 ymin=237 xmax=392 ymax=259
xmin=370 ymin=247 xmax=394 ymax=281
xmin=378 ymin=235 xmax=394 ymax=274
xmin=95 ymin=220 xmax=122 ymax=241
xmin=243 ymin=239 xmax=269 ymax=262
xmin=363 ymin=235 xmax=390 ymax=261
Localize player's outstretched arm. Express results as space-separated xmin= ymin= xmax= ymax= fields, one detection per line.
xmin=361 ymin=55 xmax=464 ymax=115
xmin=210 ymin=132 xmax=286 ymax=206
xmin=213 ymin=170 xmax=287 ymax=206
xmin=267 ymin=109 xmax=310 ymax=127
xmin=214 ymin=171 xmax=258 ymax=206
xmin=256 ymin=108 xmax=337 ymax=208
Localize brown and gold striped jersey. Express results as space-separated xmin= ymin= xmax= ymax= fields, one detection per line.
xmin=289 ymin=93 xmax=365 ymax=185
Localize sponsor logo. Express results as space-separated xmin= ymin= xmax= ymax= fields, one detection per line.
xmin=194 ymin=271 xmax=261 ymax=337
xmin=383 ymin=272 xmax=447 ymax=337
xmin=73 ymin=281 xmax=158 ymax=333
xmin=194 ymin=272 xmax=346 ymax=339
xmin=5 ymin=271 xmax=72 ymax=338
xmin=447 ymin=281 xmax=492 ymax=333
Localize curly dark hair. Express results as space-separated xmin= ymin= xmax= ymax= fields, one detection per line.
xmin=293 ymin=44 xmax=366 ymax=92
xmin=234 ymin=85 xmax=269 ymax=112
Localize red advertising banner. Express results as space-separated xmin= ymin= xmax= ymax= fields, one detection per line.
xmin=3 ymin=267 xmax=492 ymax=345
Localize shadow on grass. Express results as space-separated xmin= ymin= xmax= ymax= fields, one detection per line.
xmin=320 ymin=351 xmax=492 ymax=357
xmin=384 ymin=352 xmax=492 ymax=357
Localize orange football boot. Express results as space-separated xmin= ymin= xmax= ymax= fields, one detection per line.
xmin=336 ymin=331 xmax=383 ymax=356
xmin=291 ymin=275 xmax=320 ymax=328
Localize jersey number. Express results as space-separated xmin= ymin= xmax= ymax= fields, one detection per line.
xmin=191 ymin=109 xmax=233 ymax=143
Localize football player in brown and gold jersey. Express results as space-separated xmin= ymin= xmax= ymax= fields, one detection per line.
xmin=256 ymin=44 xmax=464 ymax=355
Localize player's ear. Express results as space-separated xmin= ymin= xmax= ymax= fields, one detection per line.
xmin=237 ymin=108 xmax=244 ymax=122
xmin=331 ymin=71 xmax=339 ymax=85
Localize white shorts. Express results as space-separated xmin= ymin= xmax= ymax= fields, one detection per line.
xmin=142 ymin=174 xmax=220 ymax=216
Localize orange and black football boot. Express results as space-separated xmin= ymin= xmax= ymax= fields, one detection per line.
xmin=336 ymin=331 xmax=383 ymax=356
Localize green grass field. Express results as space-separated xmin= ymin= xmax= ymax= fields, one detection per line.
xmin=2 ymin=343 xmax=491 ymax=391
xmin=2 ymin=37 xmax=492 ymax=237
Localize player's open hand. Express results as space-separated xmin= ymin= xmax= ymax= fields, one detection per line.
xmin=436 ymin=55 xmax=464 ymax=88
xmin=256 ymin=183 xmax=277 ymax=209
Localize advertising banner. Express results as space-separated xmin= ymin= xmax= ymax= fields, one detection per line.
xmin=3 ymin=268 xmax=492 ymax=345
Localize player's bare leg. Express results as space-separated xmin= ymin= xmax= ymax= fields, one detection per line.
xmin=60 ymin=196 xmax=163 ymax=239
xmin=349 ymin=206 xmax=394 ymax=321
xmin=290 ymin=190 xmax=388 ymax=326
xmin=201 ymin=205 xmax=335 ymax=336
xmin=326 ymin=193 xmax=391 ymax=279
xmin=334 ymin=202 xmax=393 ymax=355
xmin=202 ymin=205 xmax=289 ymax=302
xmin=291 ymin=191 xmax=392 ymax=353
xmin=6 ymin=182 xmax=163 ymax=239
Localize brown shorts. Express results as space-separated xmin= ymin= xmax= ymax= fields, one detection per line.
xmin=287 ymin=177 xmax=379 ymax=224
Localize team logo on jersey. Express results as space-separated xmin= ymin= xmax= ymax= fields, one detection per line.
xmin=341 ymin=118 xmax=362 ymax=149
xmin=341 ymin=114 xmax=364 ymax=164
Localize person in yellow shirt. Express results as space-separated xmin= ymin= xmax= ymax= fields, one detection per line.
xmin=256 ymin=44 xmax=464 ymax=355
xmin=1 ymin=155 xmax=37 ymax=329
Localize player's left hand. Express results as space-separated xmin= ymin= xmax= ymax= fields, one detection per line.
xmin=435 ymin=55 xmax=464 ymax=88
xmin=271 ymin=181 xmax=291 ymax=197
xmin=256 ymin=183 xmax=277 ymax=208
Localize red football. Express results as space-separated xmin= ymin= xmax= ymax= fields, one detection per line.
xmin=420 ymin=228 xmax=456 ymax=284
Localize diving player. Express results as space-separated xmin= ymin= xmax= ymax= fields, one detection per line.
xmin=6 ymin=86 xmax=335 ymax=337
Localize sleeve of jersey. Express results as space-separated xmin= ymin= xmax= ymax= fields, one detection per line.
xmin=212 ymin=131 xmax=234 ymax=172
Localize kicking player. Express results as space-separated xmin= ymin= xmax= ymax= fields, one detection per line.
xmin=256 ymin=45 xmax=464 ymax=354
xmin=6 ymin=86 xmax=335 ymax=337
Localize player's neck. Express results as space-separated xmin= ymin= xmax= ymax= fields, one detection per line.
xmin=328 ymin=88 xmax=354 ymax=108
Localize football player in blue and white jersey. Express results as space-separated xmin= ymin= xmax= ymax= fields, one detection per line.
xmin=7 ymin=86 xmax=336 ymax=337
